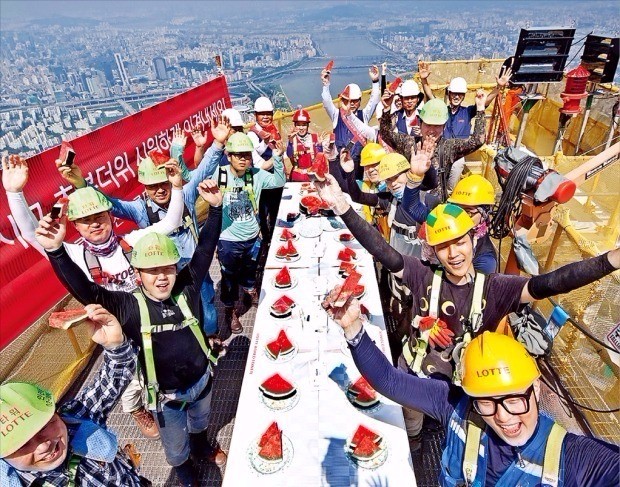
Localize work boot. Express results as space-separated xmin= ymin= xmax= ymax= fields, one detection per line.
xmin=224 ymin=306 xmax=243 ymax=334
xmin=408 ymin=432 xmax=423 ymax=453
xmin=174 ymin=458 xmax=198 ymax=487
xmin=130 ymin=408 xmax=160 ymax=440
xmin=244 ymin=288 xmax=260 ymax=307
xmin=190 ymin=431 xmax=228 ymax=467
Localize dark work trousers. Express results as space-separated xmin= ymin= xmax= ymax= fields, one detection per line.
xmin=217 ymin=237 xmax=259 ymax=308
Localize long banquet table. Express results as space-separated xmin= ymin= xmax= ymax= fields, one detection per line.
xmin=222 ymin=183 xmax=417 ymax=487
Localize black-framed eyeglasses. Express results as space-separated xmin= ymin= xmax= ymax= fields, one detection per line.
xmin=232 ymin=152 xmax=252 ymax=161
xmin=472 ymin=385 xmax=534 ymax=417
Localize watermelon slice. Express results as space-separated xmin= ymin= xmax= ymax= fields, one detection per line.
xmin=351 ymin=425 xmax=380 ymax=447
xmin=266 ymin=340 xmax=281 ymax=360
xmin=352 ymin=435 xmax=381 ymax=460
xmin=260 ymin=373 xmax=296 ymax=401
xmin=280 ymin=228 xmax=296 ymax=241
xmin=339 ymin=232 xmax=355 ymax=242
xmin=338 ymin=261 xmax=357 ymax=278
xmin=337 ymin=247 xmax=357 ymax=262
xmin=388 ymin=77 xmax=403 ymax=93
xmin=348 ymin=377 xmax=378 ymax=408
xmin=49 ymin=309 xmax=90 ymax=330
xmin=352 ymin=284 xmax=365 ymax=299
xmin=277 ymin=329 xmax=295 ymax=355
xmin=307 ymin=153 xmax=329 ymax=182
xmin=300 ymin=195 xmax=323 ymax=215
xmin=276 ymin=244 xmax=289 ymax=259
xmin=270 ymin=295 xmax=295 ymax=318
xmin=148 ymin=148 xmax=170 ymax=167
xmin=360 ymin=303 xmax=370 ymax=318
xmin=274 ymin=267 xmax=292 ymax=289
xmin=285 ymin=240 xmax=298 ymax=257
xmin=258 ymin=422 xmax=283 ymax=461
xmin=333 ymin=272 xmax=362 ymax=307
xmin=325 ymin=60 xmax=334 ymax=72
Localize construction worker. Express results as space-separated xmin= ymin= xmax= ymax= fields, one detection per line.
xmin=379 ymin=89 xmax=487 ymax=199
xmin=328 ymin=298 xmax=620 ymax=487
xmin=286 ymin=108 xmax=322 ymax=182
xmin=247 ymin=96 xmax=284 ymax=245
xmin=403 ymin=173 xmax=498 ymax=273
xmin=58 ymin=117 xmax=232 ymax=336
xmin=391 ymin=79 xmax=425 ymax=136
xmin=321 ymin=64 xmax=381 ymax=179
xmin=0 ymin=305 xmax=152 ymax=487
xmin=34 ymin=180 xmax=227 ymax=487
xmin=355 ymin=142 xmax=388 ymax=224
xmin=211 ymin=132 xmax=286 ymax=333
xmin=3 ymin=154 xmax=186 ymax=441
xmin=316 ymin=173 xmax=620 ymax=441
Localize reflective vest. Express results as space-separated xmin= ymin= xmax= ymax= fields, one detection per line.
xmin=402 ymin=270 xmax=485 ymax=384
xmin=441 ymin=398 xmax=566 ymax=487
xmin=394 ymin=109 xmax=420 ymax=135
xmin=133 ymin=291 xmax=219 ymax=411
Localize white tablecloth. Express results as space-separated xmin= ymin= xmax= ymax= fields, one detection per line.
xmin=223 ymin=183 xmax=417 ymax=487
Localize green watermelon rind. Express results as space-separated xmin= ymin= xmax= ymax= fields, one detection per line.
xmin=260 ymin=374 xmax=297 ymax=400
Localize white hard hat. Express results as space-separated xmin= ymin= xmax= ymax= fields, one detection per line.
xmin=254 ymin=97 xmax=274 ymax=112
xmin=221 ymin=108 xmax=243 ymax=127
xmin=401 ymin=80 xmax=420 ymax=97
xmin=341 ymin=83 xmax=362 ymax=100
xmin=448 ymin=77 xmax=468 ymax=93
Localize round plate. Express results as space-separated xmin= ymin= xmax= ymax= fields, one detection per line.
xmin=321 ymin=218 xmax=342 ymax=232
xmin=345 ymin=382 xmax=382 ymax=413
xmin=259 ymin=388 xmax=300 ymax=412
xmin=275 ymin=253 xmax=301 ymax=263
xmin=344 ymin=437 xmax=388 ymax=470
xmin=333 ymin=233 xmax=357 ymax=244
xmin=264 ymin=344 xmax=298 ymax=363
xmin=270 ymin=275 xmax=298 ymax=290
xmin=248 ymin=433 xmax=294 ymax=474
xmin=298 ymin=218 xmax=323 ymax=238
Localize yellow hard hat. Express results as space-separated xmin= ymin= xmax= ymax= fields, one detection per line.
xmin=425 ymin=203 xmax=475 ymax=246
xmin=360 ymin=142 xmax=387 ymax=167
xmin=378 ymin=153 xmax=409 ymax=180
xmin=461 ymin=331 xmax=540 ymax=397
xmin=448 ymin=175 xmax=496 ymax=206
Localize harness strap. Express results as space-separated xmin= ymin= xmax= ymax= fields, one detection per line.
xmin=145 ymin=197 xmax=197 ymax=243
xmin=83 ymin=239 xmax=133 ymax=286
xmin=463 ymin=422 xmax=482 ymax=486
xmin=541 ymin=423 xmax=567 ymax=487
xmin=218 ymin=167 xmax=257 ymax=213
xmin=469 ymin=273 xmax=486 ymax=331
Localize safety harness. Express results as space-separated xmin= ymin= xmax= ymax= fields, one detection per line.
xmin=133 ymin=292 xmax=219 ymax=411
xmin=83 ymin=238 xmax=133 ymax=287
xmin=292 ymin=133 xmax=319 ymax=166
xmin=462 ymin=408 xmax=566 ymax=487
xmin=402 ymin=270 xmax=485 ymax=383
xmin=217 ymin=166 xmax=258 ymax=214
xmin=144 ymin=197 xmax=198 ymax=243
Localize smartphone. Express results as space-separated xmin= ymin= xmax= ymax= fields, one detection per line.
xmin=50 ymin=198 xmax=68 ymax=220
xmin=329 ymin=133 xmax=335 ymax=147
xmin=59 ymin=141 xmax=75 ymax=167
xmin=388 ymin=77 xmax=403 ymax=93
xmin=344 ymin=140 xmax=355 ymax=153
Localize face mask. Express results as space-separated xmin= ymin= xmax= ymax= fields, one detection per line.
xmin=377 ymin=181 xmax=387 ymax=192
xmin=391 ymin=188 xmax=404 ymax=201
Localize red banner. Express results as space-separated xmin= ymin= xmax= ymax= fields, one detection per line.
xmin=0 ymin=76 xmax=231 ymax=350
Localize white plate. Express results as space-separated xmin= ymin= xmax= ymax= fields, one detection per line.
xmin=259 ymin=388 xmax=300 ymax=412
xmin=264 ymin=344 xmax=298 ymax=363
xmin=298 ymin=218 xmax=323 ymax=238
xmin=275 ymin=253 xmax=301 ymax=263
xmin=344 ymin=437 xmax=388 ymax=470
xmin=321 ymin=218 xmax=344 ymax=232
xmin=270 ymin=275 xmax=298 ymax=290
xmin=345 ymin=382 xmax=382 ymax=412
xmin=248 ymin=433 xmax=294 ymax=474
xmin=333 ymin=233 xmax=357 ymax=244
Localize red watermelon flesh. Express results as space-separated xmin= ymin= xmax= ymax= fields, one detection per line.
xmin=49 ymin=309 xmax=89 ymax=330
xmin=271 ymin=296 xmax=294 ymax=314
xmin=301 ymin=195 xmax=323 ymax=215
xmin=338 ymin=261 xmax=357 ymax=277
xmin=275 ymin=267 xmax=292 ymax=287
xmin=351 ymin=425 xmax=380 ymax=447
xmin=339 ymin=232 xmax=354 ymax=242
xmin=360 ymin=303 xmax=370 ymax=317
xmin=349 ymin=377 xmax=375 ymax=398
xmin=338 ymin=249 xmax=351 ymax=262
xmin=352 ymin=435 xmax=380 ymax=459
xmin=285 ymin=240 xmax=298 ymax=256
xmin=308 ymin=153 xmax=328 ymax=181
xmin=276 ymin=245 xmax=288 ymax=258
xmin=266 ymin=340 xmax=281 ymax=360
xmin=259 ymin=422 xmax=280 ymax=448
xmin=277 ymin=330 xmax=294 ymax=355
xmin=259 ymin=426 xmax=283 ymax=461
xmin=280 ymin=228 xmax=296 ymax=241
xmin=260 ymin=373 xmax=295 ymax=399
xmin=352 ymin=284 xmax=365 ymax=298
xmin=148 ymin=148 xmax=170 ymax=166
xmin=333 ymin=272 xmax=362 ymax=307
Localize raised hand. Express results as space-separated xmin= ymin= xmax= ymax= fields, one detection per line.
xmin=418 ymin=60 xmax=431 ymax=80
xmin=211 ymin=115 xmax=231 ymax=145
xmin=191 ymin=124 xmax=207 ymax=148
xmin=197 ymin=179 xmax=223 ymax=207
xmin=163 ymin=159 xmax=183 ymax=189
xmin=321 ymin=68 xmax=330 ymax=86
xmin=340 ymin=148 xmax=355 ymax=174
xmin=273 ymin=139 xmax=285 ymax=157
xmin=410 ymin=134 xmax=437 ymax=177
xmin=288 ymin=127 xmax=299 ymax=140
xmin=496 ymin=66 xmax=512 ymax=88
xmin=171 ymin=127 xmax=187 ymax=148
xmin=2 ymin=154 xmax=29 ymax=192
xmin=381 ymin=62 xmax=387 ymax=76
xmin=315 ymin=173 xmax=349 ymax=216
xmin=475 ymin=89 xmax=488 ymax=110
xmin=326 ymin=292 xmax=363 ymax=340
xmin=85 ymin=304 xmax=125 ymax=350
xmin=381 ymin=89 xmax=394 ymax=109
xmin=35 ymin=213 xmax=67 ymax=251
xmin=369 ymin=65 xmax=380 ymax=82
xmin=55 ymin=155 xmax=86 ymax=189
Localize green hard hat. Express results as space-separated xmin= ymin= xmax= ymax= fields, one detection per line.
xmin=225 ymin=132 xmax=255 ymax=154
xmin=130 ymin=232 xmax=180 ymax=269
xmin=419 ymin=99 xmax=449 ymax=125
xmin=67 ymin=187 xmax=112 ymax=221
xmin=138 ymin=156 xmax=168 ymax=185
xmin=0 ymin=382 xmax=56 ymax=457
